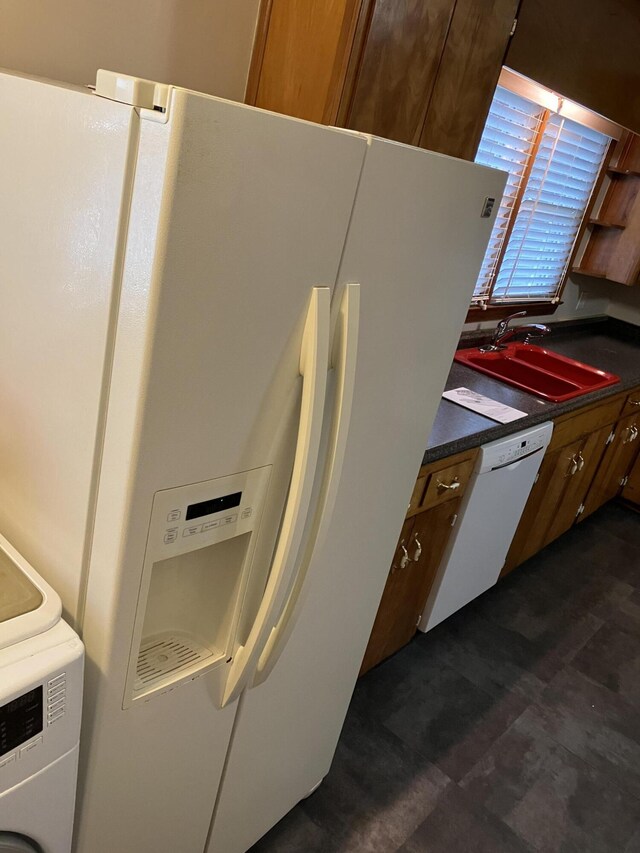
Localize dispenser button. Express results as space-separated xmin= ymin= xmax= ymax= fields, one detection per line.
xmin=202 ymin=520 xmax=219 ymax=532
xmin=0 ymin=754 xmax=16 ymax=770
xmin=19 ymin=736 xmax=43 ymax=757
xmin=225 ymin=514 xmax=237 ymax=524
xmin=167 ymin=509 xmax=181 ymax=522
xmin=164 ymin=529 xmax=178 ymax=544
xmin=241 ymin=507 xmax=253 ymax=519
xmin=183 ymin=525 xmax=202 ymax=537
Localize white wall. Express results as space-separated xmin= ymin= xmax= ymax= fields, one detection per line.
xmin=0 ymin=0 xmax=260 ymax=101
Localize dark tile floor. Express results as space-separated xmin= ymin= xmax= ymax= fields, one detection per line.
xmin=251 ymin=501 xmax=640 ymax=852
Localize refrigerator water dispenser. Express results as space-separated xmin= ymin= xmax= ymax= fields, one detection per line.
xmin=124 ymin=467 xmax=271 ymax=706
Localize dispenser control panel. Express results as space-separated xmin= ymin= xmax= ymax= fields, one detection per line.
xmin=148 ymin=466 xmax=271 ymax=562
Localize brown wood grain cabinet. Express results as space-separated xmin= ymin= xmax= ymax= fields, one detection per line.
xmin=341 ymin=0 xmax=456 ymax=145
xmin=248 ymin=0 xmax=519 ymax=160
xmin=581 ymin=411 xmax=640 ymax=519
xmin=504 ymin=388 xmax=640 ymax=576
xmin=360 ymin=447 xmax=477 ymax=674
xmin=622 ymin=453 xmax=640 ymax=506
xmin=573 ymin=134 xmax=640 ymax=286
xmin=418 ymin=0 xmax=520 ymax=160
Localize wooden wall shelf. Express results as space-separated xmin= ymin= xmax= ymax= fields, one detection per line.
xmin=588 ymin=217 xmax=626 ymax=229
xmin=572 ymin=266 xmax=607 ymax=279
xmin=572 ymin=132 xmax=640 ymax=286
xmin=608 ymin=166 xmax=640 ymax=177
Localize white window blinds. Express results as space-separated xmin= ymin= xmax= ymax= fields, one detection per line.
xmin=472 ymin=84 xmax=611 ymax=305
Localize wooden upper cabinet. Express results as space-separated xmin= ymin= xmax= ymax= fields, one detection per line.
xmin=247 ymin=0 xmax=520 ymax=160
xmin=340 ymin=0 xmax=456 ymax=145
xmin=246 ymin=0 xmax=364 ymax=124
xmin=418 ymin=0 xmax=520 ymax=160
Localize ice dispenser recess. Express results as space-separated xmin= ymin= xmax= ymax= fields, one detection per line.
xmin=125 ymin=466 xmax=271 ymax=706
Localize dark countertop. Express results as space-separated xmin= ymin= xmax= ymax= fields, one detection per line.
xmin=423 ymin=317 xmax=640 ymax=464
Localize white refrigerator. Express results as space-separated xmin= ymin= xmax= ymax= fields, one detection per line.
xmin=0 ymin=69 xmax=505 ymax=853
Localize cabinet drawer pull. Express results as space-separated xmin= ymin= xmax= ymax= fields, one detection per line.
xmin=437 ymin=477 xmax=460 ymax=492
xmin=411 ymin=534 xmax=422 ymax=562
xmin=628 ymin=399 xmax=640 ymax=407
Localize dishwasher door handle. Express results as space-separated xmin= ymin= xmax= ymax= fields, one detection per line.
xmin=489 ymin=445 xmax=545 ymax=471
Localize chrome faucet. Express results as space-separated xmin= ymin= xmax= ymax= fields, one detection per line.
xmin=480 ymin=311 xmax=551 ymax=352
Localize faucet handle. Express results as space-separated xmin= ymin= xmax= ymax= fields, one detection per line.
xmin=494 ymin=310 xmax=527 ymax=341
xmin=503 ymin=310 xmax=527 ymax=326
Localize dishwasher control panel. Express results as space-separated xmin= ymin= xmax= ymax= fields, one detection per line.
xmin=480 ymin=422 xmax=554 ymax=472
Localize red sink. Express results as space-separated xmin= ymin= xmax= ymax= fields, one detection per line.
xmin=455 ymin=343 xmax=620 ymax=402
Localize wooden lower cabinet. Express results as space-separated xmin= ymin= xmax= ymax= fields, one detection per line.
xmin=361 ymin=385 xmax=640 ymax=675
xmin=623 ymin=452 xmax=640 ymax=505
xmin=503 ymin=425 xmax=617 ymax=575
xmin=360 ymin=497 xmax=461 ymax=675
xmin=581 ymin=411 xmax=640 ymax=518
xmin=504 ymin=387 xmax=640 ymax=576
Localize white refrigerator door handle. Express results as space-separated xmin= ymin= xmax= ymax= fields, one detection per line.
xmin=220 ymin=287 xmax=331 ymax=707
xmin=253 ymin=283 xmax=360 ymax=684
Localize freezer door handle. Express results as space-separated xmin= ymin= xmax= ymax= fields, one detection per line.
xmin=220 ymin=287 xmax=331 ymax=707
xmin=253 ymin=283 xmax=361 ymax=685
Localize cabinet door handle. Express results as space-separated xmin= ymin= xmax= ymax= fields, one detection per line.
xmin=398 ymin=544 xmax=410 ymax=570
xmin=622 ymin=427 xmax=635 ymax=444
xmin=437 ymin=477 xmax=460 ymax=492
xmin=567 ymin=455 xmax=579 ymax=476
xmin=576 ymin=452 xmax=585 ymax=471
xmin=632 ymin=425 xmax=639 ymax=442
xmin=412 ymin=534 xmax=422 ymax=562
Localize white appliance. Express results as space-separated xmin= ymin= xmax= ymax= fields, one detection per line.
xmin=0 ymin=534 xmax=84 ymax=853
xmin=419 ymin=421 xmax=554 ymax=633
xmin=0 ymin=69 xmax=506 ymax=853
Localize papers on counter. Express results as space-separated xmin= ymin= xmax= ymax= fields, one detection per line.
xmin=442 ymin=387 xmax=527 ymax=424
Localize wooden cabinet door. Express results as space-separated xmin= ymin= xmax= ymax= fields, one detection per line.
xmin=547 ymin=425 xmax=611 ymax=536
xmin=342 ymin=0 xmax=456 ymax=144
xmin=503 ymin=439 xmax=582 ymax=574
xmin=359 ymin=516 xmax=415 ymax=675
xmin=360 ymin=498 xmax=460 ymax=675
xmin=412 ymin=498 xmax=462 ymax=624
xmin=622 ymin=452 xmax=640 ymax=505
xmin=418 ymin=0 xmax=520 ymax=160
xmin=582 ymin=413 xmax=640 ymax=518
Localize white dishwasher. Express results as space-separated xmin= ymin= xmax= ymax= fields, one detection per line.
xmin=418 ymin=421 xmax=553 ymax=633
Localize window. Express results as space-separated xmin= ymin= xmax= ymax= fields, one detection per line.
xmin=472 ymin=70 xmax=619 ymax=309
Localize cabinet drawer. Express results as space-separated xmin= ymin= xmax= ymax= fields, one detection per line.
xmin=421 ymin=456 xmax=475 ymax=510
xmin=549 ymin=395 xmax=625 ymax=451
xmin=621 ymin=387 xmax=640 ymax=417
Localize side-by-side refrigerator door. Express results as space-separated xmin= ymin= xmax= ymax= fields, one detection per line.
xmin=77 ymin=87 xmax=368 ymax=853
xmin=0 ymin=71 xmax=138 ymax=625
xmin=207 ymin=138 xmax=506 ymax=853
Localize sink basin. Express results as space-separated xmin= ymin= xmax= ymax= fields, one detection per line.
xmin=455 ymin=343 xmax=620 ymax=402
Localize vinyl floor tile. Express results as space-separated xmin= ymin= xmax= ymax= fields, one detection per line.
xmin=251 ymin=502 xmax=640 ymax=852
xmin=460 ymin=712 xmax=640 ymax=852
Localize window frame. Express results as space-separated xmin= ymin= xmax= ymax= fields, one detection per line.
xmin=466 ymin=69 xmax=621 ymax=323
